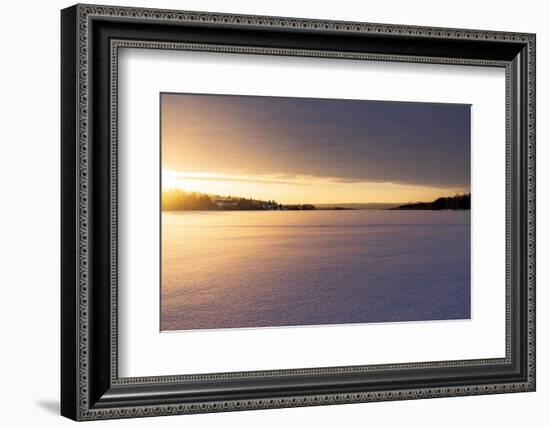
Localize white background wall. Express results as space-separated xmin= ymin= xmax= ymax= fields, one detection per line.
xmin=0 ymin=0 xmax=546 ymax=424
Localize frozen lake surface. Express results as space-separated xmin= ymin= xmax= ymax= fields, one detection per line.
xmin=161 ymin=210 xmax=470 ymax=331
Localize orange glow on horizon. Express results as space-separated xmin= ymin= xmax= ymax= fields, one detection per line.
xmin=161 ymin=170 xmax=469 ymax=204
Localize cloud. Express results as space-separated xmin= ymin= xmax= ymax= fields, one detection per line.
xmin=166 ymin=171 xmax=311 ymax=186
xmin=162 ymin=94 xmax=471 ymax=188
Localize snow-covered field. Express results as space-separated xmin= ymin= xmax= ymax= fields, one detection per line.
xmin=161 ymin=210 xmax=470 ymax=331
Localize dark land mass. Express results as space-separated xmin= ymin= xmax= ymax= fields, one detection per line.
xmin=162 ymin=189 xmax=317 ymax=211
xmin=391 ymin=193 xmax=470 ymax=210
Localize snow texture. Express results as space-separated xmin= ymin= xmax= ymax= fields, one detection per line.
xmin=161 ymin=210 xmax=470 ymax=331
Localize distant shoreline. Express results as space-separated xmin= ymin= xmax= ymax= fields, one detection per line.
xmin=161 ymin=189 xmax=470 ymax=212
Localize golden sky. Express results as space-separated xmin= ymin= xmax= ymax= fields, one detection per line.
xmin=161 ymin=93 xmax=470 ymax=204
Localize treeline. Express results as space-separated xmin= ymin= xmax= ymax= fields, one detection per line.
xmin=225 ymin=198 xmax=281 ymax=211
xmin=161 ymin=189 xmax=317 ymax=211
xmin=162 ymin=190 xmax=218 ymax=211
xmin=392 ymin=193 xmax=471 ymax=210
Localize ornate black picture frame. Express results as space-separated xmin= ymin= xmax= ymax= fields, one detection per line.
xmin=61 ymin=4 xmax=536 ymax=421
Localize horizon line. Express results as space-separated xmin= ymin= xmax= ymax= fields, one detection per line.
xmin=161 ymin=188 xmax=471 ymax=205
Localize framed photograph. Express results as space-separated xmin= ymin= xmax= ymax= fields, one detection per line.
xmin=61 ymin=4 xmax=536 ymax=421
